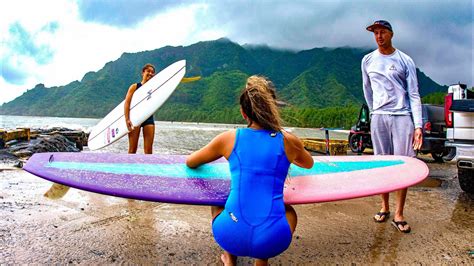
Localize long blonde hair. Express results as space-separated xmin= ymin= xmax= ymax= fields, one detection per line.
xmin=240 ymin=75 xmax=282 ymax=132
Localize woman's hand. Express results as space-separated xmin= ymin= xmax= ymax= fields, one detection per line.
xmin=126 ymin=119 xmax=134 ymax=131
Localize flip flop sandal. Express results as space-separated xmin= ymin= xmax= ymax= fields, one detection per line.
xmin=391 ymin=220 xmax=411 ymax=233
xmin=373 ymin=211 xmax=390 ymax=223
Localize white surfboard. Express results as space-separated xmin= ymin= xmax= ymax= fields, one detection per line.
xmin=87 ymin=60 xmax=186 ymax=150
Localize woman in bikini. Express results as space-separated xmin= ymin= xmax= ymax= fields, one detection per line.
xmin=124 ymin=63 xmax=156 ymax=154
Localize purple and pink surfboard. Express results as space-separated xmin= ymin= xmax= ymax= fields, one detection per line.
xmin=24 ymin=152 xmax=429 ymax=205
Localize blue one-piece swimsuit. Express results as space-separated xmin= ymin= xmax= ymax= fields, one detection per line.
xmin=212 ymin=128 xmax=292 ymax=259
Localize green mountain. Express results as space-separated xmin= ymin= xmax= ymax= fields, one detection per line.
xmin=0 ymin=38 xmax=446 ymax=128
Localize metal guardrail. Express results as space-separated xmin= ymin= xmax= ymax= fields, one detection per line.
xmin=301 ymin=138 xmax=348 ymax=155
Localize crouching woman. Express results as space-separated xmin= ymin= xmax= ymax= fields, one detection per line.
xmin=186 ymin=76 xmax=313 ymax=265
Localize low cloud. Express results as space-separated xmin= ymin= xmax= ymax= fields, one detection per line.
xmin=0 ymin=0 xmax=471 ymax=105
xmin=197 ymin=0 xmax=472 ymax=86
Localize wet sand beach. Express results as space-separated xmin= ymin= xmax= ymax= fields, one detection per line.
xmin=1 ymin=122 xmax=473 ymax=264
xmin=1 ymin=154 xmax=473 ymax=264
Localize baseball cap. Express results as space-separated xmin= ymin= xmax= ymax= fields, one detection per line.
xmin=366 ymin=20 xmax=393 ymax=32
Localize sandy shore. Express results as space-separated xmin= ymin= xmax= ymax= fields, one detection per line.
xmin=1 ymin=155 xmax=473 ymax=264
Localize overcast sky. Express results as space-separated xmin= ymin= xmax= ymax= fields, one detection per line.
xmin=1 ymin=0 xmax=472 ymax=105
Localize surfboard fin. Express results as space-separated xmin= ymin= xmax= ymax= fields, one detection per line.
xmin=180 ymin=76 xmax=201 ymax=83
xmin=44 ymin=183 xmax=70 ymax=199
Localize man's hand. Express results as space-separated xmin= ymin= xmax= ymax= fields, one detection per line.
xmin=413 ymin=128 xmax=423 ymax=150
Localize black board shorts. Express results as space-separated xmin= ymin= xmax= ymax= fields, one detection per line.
xmin=141 ymin=115 xmax=155 ymax=127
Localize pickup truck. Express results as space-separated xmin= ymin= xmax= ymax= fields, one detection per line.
xmin=348 ymin=104 xmax=452 ymax=162
xmin=444 ymin=83 xmax=474 ymax=193
xmin=419 ymin=104 xmax=452 ymax=162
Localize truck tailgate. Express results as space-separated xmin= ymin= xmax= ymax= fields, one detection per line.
xmin=448 ymin=99 xmax=474 ymax=140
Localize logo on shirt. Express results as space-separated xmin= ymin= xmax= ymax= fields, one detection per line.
xmin=389 ymin=64 xmax=397 ymax=71
xmin=229 ymin=212 xmax=238 ymax=222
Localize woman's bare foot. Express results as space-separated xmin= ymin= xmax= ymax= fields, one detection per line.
xmin=221 ymin=252 xmax=236 ymax=266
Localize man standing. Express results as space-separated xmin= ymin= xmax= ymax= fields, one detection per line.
xmin=361 ymin=20 xmax=423 ymax=233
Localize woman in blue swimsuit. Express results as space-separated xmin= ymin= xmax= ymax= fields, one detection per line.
xmin=187 ymin=76 xmax=313 ymax=265
xmin=124 ymin=63 xmax=156 ymax=154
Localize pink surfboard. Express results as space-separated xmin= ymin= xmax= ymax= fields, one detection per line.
xmin=24 ymin=153 xmax=429 ymax=205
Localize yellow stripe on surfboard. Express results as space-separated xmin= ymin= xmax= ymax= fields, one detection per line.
xmin=180 ymin=76 xmax=201 ymax=83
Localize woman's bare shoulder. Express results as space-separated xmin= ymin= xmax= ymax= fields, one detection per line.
xmin=128 ymin=83 xmax=138 ymax=91
xmin=218 ymin=129 xmax=236 ymax=142
xmin=282 ymin=130 xmax=300 ymax=144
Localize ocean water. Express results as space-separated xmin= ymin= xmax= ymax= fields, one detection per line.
xmin=0 ymin=115 xmax=98 ymax=131
xmin=0 ymin=115 xmax=347 ymax=155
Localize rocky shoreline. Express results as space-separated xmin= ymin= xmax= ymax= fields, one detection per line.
xmin=0 ymin=127 xmax=87 ymax=167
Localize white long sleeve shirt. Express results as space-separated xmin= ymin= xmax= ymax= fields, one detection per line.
xmin=361 ymin=49 xmax=423 ymax=128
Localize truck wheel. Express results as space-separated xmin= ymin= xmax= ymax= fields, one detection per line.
xmin=458 ymin=168 xmax=474 ymax=194
xmin=431 ymin=152 xmax=445 ymax=163
xmin=349 ymin=134 xmax=365 ymax=153
xmin=442 ymin=148 xmax=456 ymax=161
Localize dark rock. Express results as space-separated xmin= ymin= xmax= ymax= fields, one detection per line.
xmin=7 ymin=135 xmax=79 ymax=159
xmin=0 ymin=128 xmax=85 ymax=166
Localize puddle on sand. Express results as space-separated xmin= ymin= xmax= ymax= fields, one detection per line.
xmin=415 ymin=177 xmax=443 ymax=188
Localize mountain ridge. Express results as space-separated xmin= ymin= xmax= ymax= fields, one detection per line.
xmin=0 ymin=38 xmax=446 ymax=128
